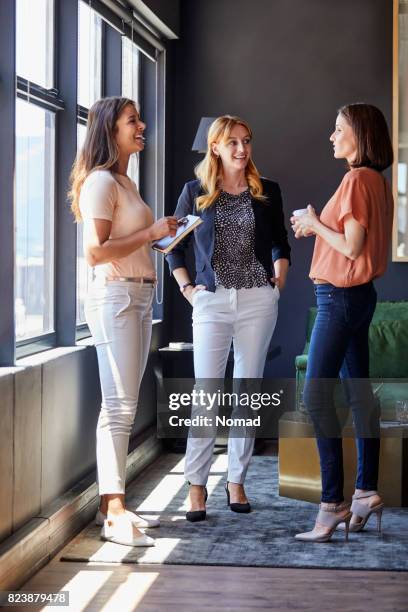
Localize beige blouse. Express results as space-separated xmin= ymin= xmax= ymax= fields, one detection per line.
xmin=79 ymin=169 xmax=156 ymax=280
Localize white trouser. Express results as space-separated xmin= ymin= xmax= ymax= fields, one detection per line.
xmin=185 ymin=284 xmax=279 ymax=485
xmin=85 ymin=280 xmax=154 ymax=494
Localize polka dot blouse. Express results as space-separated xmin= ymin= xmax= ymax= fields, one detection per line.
xmin=211 ymin=189 xmax=269 ymax=289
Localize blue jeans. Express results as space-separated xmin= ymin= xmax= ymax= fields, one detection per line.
xmin=303 ymin=282 xmax=380 ymax=503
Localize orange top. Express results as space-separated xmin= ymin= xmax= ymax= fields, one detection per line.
xmin=309 ymin=167 xmax=393 ymax=287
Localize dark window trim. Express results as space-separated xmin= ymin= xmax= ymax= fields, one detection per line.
xmin=139 ymin=47 xmax=167 ymax=321
xmin=103 ymin=18 xmax=122 ymax=96
xmin=77 ymin=104 xmax=89 ymax=123
xmin=0 ymin=0 xmax=16 ymax=365
xmin=16 ymin=77 xmax=65 ymax=112
xmin=16 ymin=332 xmax=57 ymax=360
xmin=54 ymin=0 xmax=79 ymax=348
xmin=83 ymin=0 xmax=161 ymax=61
xmin=76 ymin=323 xmax=92 ymax=341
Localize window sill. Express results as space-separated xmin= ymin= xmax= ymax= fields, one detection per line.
xmin=17 ymin=345 xmax=87 ymax=367
xmin=11 ymin=320 xmax=163 ymax=367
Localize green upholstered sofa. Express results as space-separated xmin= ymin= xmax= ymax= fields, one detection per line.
xmin=295 ymin=301 xmax=408 ymax=420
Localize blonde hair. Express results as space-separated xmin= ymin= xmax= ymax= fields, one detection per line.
xmin=195 ymin=115 xmax=265 ymax=210
xmin=68 ymin=96 xmax=136 ymax=222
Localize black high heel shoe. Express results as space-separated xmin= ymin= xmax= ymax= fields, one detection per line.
xmin=186 ymin=483 xmax=208 ymax=522
xmin=225 ymin=482 xmax=251 ymax=513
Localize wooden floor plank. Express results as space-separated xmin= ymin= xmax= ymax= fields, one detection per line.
xmin=18 ymin=557 xmax=408 ymax=611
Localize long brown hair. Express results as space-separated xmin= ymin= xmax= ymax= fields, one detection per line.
xmin=195 ymin=115 xmax=265 ymax=210
xmin=69 ymin=96 xmax=136 ymax=221
xmin=338 ymin=103 xmax=393 ymax=172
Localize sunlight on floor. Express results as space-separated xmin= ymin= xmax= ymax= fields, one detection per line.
xmin=168 ymin=456 xmax=186 ymax=473
xmin=47 ymin=569 xmax=113 ymax=610
xmin=100 ymin=571 xmax=159 ymax=612
xmin=135 ymin=474 xmax=186 ymax=512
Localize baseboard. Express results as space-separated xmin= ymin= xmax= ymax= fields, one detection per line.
xmin=0 ymin=427 xmax=162 ymax=591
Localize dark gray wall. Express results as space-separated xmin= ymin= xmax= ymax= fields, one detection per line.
xmin=132 ymin=0 xmax=180 ymax=37
xmin=166 ymin=0 xmax=408 ymax=376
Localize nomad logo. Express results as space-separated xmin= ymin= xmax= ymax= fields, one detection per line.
xmin=169 ymin=414 xmax=262 ymax=427
xmin=168 ymin=389 xmax=282 ymax=411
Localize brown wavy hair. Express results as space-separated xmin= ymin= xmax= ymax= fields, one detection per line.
xmin=195 ymin=115 xmax=266 ymax=210
xmin=338 ymin=103 xmax=393 ymax=172
xmin=69 ymin=96 xmax=136 ymax=221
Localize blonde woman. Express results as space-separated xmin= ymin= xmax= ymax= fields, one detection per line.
xmin=166 ymin=115 xmax=291 ymax=521
xmin=69 ymin=97 xmax=177 ymax=546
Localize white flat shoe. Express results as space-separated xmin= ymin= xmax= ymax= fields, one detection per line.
xmin=96 ymin=509 xmax=160 ymax=528
xmin=101 ymin=516 xmax=155 ymax=547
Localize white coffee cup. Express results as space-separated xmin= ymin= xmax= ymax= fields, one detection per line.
xmin=292 ymin=208 xmax=308 ymax=217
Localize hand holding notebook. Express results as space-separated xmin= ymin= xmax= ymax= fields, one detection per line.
xmin=152 ymin=214 xmax=203 ymax=255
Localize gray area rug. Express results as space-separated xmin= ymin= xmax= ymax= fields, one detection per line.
xmin=62 ymin=453 xmax=408 ymax=570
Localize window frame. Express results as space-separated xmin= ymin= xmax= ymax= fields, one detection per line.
xmin=14 ymin=0 xmax=59 ymax=357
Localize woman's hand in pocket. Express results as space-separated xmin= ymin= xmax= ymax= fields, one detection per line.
xmin=185 ymin=284 xmax=206 ymax=306
xmin=270 ymin=276 xmax=285 ymax=291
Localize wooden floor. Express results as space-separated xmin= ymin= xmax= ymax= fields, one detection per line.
xmin=16 ymin=444 xmax=408 ymax=611
xmin=17 ymin=556 xmax=408 ymax=611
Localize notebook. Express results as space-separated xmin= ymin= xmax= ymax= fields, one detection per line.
xmin=152 ymin=214 xmax=203 ymax=255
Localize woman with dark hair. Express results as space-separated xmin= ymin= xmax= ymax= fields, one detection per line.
xmin=166 ymin=115 xmax=291 ymax=521
xmin=69 ymin=97 xmax=177 ymax=546
xmin=292 ymin=103 xmax=394 ymax=543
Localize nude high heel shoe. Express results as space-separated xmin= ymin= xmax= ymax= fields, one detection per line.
xmin=295 ymin=502 xmax=352 ymax=543
xmin=337 ymin=490 xmax=384 ymax=533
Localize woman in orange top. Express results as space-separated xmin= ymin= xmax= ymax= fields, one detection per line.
xmin=291 ymin=103 xmax=393 ymax=543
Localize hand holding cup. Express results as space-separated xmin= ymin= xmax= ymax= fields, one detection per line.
xmin=290 ymin=205 xmax=318 ymax=238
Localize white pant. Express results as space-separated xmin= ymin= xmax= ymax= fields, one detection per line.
xmin=185 ymin=284 xmax=279 ymax=485
xmin=85 ymin=280 xmax=154 ymax=494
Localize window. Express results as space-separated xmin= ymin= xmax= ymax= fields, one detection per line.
xmin=15 ymin=0 xmax=56 ymax=343
xmin=394 ymin=0 xmax=408 ymax=261
xmin=122 ymin=36 xmax=141 ymax=186
xmin=15 ymin=101 xmax=55 ymax=340
xmin=76 ymin=1 xmax=102 ymax=326
xmin=16 ymin=0 xmax=54 ymax=89
xmin=78 ymin=1 xmax=102 ymax=110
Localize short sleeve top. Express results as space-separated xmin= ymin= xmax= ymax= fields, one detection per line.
xmin=309 ymin=167 xmax=393 ymax=287
xmin=79 ymin=169 xmax=156 ymax=280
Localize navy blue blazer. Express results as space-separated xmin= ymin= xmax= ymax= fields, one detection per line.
xmin=166 ymin=178 xmax=291 ymax=292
